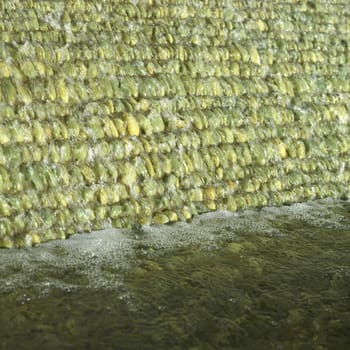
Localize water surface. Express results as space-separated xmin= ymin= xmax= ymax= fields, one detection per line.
xmin=1 ymin=199 xmax=350 ymax=349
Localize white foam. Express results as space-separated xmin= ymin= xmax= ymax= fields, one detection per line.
xmin=0 ymin=199 xmax=348 ymax=293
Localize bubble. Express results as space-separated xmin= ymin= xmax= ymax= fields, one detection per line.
xmin=0 ymin=199 xmax=349 ymax=295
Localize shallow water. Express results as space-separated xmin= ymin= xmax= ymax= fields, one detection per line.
xmin=1 ymin=199 xmax=350 ymax=350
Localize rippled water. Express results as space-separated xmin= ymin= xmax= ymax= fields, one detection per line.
xmin=1 ymin=199 xmax=350 ymax=349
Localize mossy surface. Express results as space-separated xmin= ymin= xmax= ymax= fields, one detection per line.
xmin=1 ymin=1 xmax=350 ymax=246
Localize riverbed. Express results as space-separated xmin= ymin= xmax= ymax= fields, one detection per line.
xmin=1 ymin=199 xmax=350 ymax=349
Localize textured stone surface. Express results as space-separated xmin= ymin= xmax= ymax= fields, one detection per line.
xmin=0 ymin=1 xmax=349 ymax=247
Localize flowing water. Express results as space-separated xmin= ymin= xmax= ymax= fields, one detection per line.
xmin=1 ymin=199 xmax=350 ymax=350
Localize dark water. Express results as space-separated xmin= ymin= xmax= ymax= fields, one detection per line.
xmin=1 ymin=200 xmax=350 ymax=350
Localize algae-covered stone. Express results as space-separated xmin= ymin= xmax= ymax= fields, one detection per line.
xmin=56 ymin=79 xmax=69 ymax=104
xmin=1 ymin=0 xmax=349 ymax=247
xmin=0 ymin=61 xmax=11 ymax=78
xmin=153 ymin=212 xmax=169 ymax=224
xmin=227 ymin=242 xmax=243 ymax=254
xmin=125 ymin=113 xmax=140 ymax=136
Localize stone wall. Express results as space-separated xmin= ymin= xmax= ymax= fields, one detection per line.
xmin=1 ymin=0 xmax=350 ymax=247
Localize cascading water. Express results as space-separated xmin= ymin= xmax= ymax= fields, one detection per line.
xmin=1 ymin=1 xmax=350 ymax=348
xmin=0 ymin=1 xmax=349 ymax=248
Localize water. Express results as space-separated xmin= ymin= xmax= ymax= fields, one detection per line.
xmin=1 ymin=199 xmax=350 ymax=349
